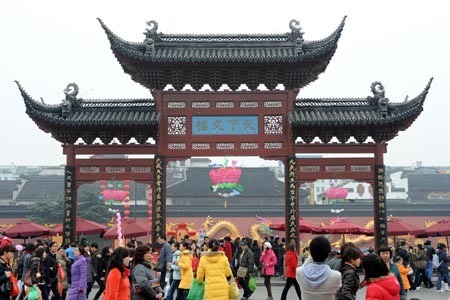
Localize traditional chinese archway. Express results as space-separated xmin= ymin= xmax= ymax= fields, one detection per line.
xmin=17 ymin=18 xmax=432 ymax=249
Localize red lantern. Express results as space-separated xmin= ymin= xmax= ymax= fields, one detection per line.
xmin=124 ymin=203 xmax=130 ymax=209
xmin=124 ymin=209 xmax=130 ymax=215
xmin=124 ymin=184 xmax=130 ymax=189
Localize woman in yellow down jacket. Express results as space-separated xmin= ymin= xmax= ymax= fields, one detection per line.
xmin=176 ymin=241 xmax=194 ymax=299
xmin=197 ymin=239 xmax=233 ymax=300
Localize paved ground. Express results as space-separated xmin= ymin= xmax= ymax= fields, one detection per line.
xmin=86 ymin=276 xmax=450 ymax=300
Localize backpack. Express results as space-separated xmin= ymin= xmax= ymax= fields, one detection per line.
xmin=432 ymin=254 xmax=441 ymax=268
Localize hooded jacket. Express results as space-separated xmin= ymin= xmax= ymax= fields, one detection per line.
xmin=296 ymin=256 xmax=341 ymax=300
xmin=178 ymin=249 xmax=193 ymax=289
xmin=365 ymin=274 xmax=401 ymax=300
xmin=197 ymin=251 xmax=232 ymax=300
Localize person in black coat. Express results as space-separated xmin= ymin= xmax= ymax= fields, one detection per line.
xmin=0 ymin=244 xmax=14 ymax=300
xmin=336 ymin=246 xmax=361 ymax=300
xmin=250 ymin=240 xmax=261 ymax=277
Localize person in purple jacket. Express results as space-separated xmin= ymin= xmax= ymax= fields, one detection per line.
xmin=68 ymin=246 xmax=87 ymax=300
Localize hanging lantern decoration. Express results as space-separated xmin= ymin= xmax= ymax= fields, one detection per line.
xmin=209 ymin=159 xmax=243 ymax=207
xmin=325 ymin=187 xmax=351 ymax=204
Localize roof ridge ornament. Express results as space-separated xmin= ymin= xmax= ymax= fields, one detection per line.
xmin=61 ymin=83 xmax=82 ymax=118
xmin=143 ymin=20 xmax=158 ymax=54
xmin=288 ymin=19 xmax=304 ymax=54
xmin=369 ymin=81 xmax=389 ymax=118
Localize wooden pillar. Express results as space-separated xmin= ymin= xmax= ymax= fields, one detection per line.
xmin=373 ymin=143 xmax=388 ymax=249
xmin=63 ymin=145 xmax=77 ymax=246
xmin=152 ymin=155 xmax=166 ymax=242
xmin=285 ymin=156 xmax=299 ymax=250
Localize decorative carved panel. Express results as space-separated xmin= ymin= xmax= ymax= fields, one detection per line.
xmin=264 ymin=115 xmax=283 ymax=134
xmin=351 ymin=165 xmax=372 ymax=172
xmin=325 ymin=165 xmax=345 ymax=172
xmin=167 ymin=101 xmax=186 ymax=109
xmin=192 ymin=143 xmax=211 ymax=150
xmin=105 ymin=166 xmax=126 ymax=173
xmin=240 ymin=101 xmax=259 ymax=108
xmin=192 ymin=102 xmax=210 ymax=108
xmin=79 ymin=166 xmax=100 ymax=173
xmin=216 ymin=102 xmax=234 ymax=109
xmin=264 ymin=142 xmax=283 ymax=149
xmin=168 ymin=143 xmax=186 ymax=150
xmin=216 ymin=143 xmax=235 ymax=150
xmin=167 ymin=116 xmax=186 ymax=135
xmin=264 ymin=101 xmax=283 ymax=108
xmin=240 ymin=142 xmax=259 ymax=150
xmin=299 ymin=165 xmax=320 ymax=172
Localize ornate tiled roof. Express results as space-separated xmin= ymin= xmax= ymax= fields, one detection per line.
xmin=16 ymin=82 xmax=161 ymax=144
xmin=98 ymin=17 xmax=346 ymax=90
xmin=288 ymin=79 xmax=433 ymax=143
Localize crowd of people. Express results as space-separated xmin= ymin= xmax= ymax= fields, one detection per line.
xmin=1 ymin=231 xmax=450 ymax=300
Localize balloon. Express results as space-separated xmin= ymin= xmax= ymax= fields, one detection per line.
xmin=116 ymin=212 xmax=123 ymax=247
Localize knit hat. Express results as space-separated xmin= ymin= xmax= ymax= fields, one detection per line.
xmin=264 ymin=242 xmax=272 ymax=249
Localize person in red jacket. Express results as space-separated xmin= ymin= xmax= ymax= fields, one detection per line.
xmin=362 ymin=254 xmax=401 ymax=300
xmin=103 ymin=247 xmax=132 ymax=300
xmin=223 ymin=236 xmax=233 ymax=266
xmin=280 ymin=242 xmax=301 ymax=300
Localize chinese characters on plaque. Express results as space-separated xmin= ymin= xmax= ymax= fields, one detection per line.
xmin=374 ymin=165 xmax=387 ymax=247
xmin=63 ymin=166 xmax=76 ymax=246
xmin=192 ymin=116 xmax=258 ymax=135
xmin=153 ymin=156 xmax=165 ymax=241
xmin=285 ymin=157 xmax=298 ymax=246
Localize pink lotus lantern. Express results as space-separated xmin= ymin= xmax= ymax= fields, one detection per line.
xmin=325 ymin=187 xmax=349 ymax=201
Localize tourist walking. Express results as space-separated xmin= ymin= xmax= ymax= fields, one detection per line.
xmin=67 ymin=246 xmax=87 ymax=300
xmin=32 ymin=248 xmax=50 ymax=300
xmin=166 ymin=242 xmax=180 ymax=300
xmin=361 ymin=253 xmax=400 ymax=300
xmin=197 ymin=239 xmax=233 ymax=300
xmin=236 ymin=241 xmax=254 ymax=300
xmin=435 ymin=243 xmax=450 ymax=293
xmin=56 ymin=247 xmax=70 ymax=300
xmin=296 ymin=236 xmax=341 ymax=300
xmin=377 ymin=244 xmax=406 ymax=299
xmin=103 ymin=247 xmax=132 ymax=300
xmin=280 ymin=242 xmax=301 ymax=300
xmin=413 ymin=244 xmax=433 ymax=289
xmin=156 ymin=235 xmax=172 ymax=290
xmin=336 ymin=246 xmax=361 ymax=300
xmin=176 ymin=241 xmax=193 ymax=299
xmin=131 ymin=245 xmax=163 ymax=300
xmin=259 ymin=241 xmax=277 ymax=300
xmin=0 ymin=244 xmax=14 ymax=300
xmin=92 ymin=246 xmax=111 ymax=300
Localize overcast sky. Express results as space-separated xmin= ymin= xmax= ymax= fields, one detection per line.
xmin=1 ymin=1 xmax=449 ymax=167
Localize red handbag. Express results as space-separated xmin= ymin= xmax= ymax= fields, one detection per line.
xmin=9 ymin=273 xmax=20 ymax=297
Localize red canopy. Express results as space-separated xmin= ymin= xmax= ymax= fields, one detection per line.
xmin=318 ymin=219 xmax=373 ymax=235
xmin=3 ymin=219 xmax=49 ymax=238
xmin=103 ymin=219 xmax=149 ymax=240
xmin=387 ymin=218 xmax=425 ymax=236
xmin=269 ymin=218 xmax=321 ymax=233
xmin=49 ymin=218 xmax=108 ymax=236
xmin=424 ymin=219 xmax=450 ymax=237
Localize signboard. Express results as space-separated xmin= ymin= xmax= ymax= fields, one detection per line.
xmin=192 ymin=116 xmax=258 ymax=135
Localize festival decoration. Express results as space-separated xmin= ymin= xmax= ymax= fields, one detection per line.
xmin=116 ymin=212 xmax=123 ymax=247
xmin=325 ymin=180 xmax=352 ymax=203
xmin=99 ymin=180 xmax=130 ymax=204
xmin=209 ymin=159 xmax=243 ymax=207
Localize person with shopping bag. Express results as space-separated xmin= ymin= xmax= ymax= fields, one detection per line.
xmin=259 ymin=242 xmax=277 ymax=300
xmin=196 ymin=239 xmax=233 ymax=300
xmin=236 ymin=241 xmax=254 ymax=300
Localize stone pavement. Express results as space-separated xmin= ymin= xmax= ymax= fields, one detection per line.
xmin=86 ymin=276 xmax=450 ymax=300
